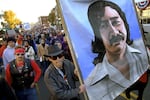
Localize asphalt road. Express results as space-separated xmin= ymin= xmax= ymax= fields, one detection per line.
xmin=37 ymin=76 xmax=49 ymax=100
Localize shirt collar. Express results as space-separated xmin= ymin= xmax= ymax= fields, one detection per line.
xmin=87 ymin=45 xmax=141 ymax=87
xmin=53 ymin=65 xmax=65 ymax=77
xmin=127 ymin=45 xmax=141 ymax=53
xmin=87 ymin=63 xmax=108 ymax=85
xmin=103 ymin=45 xmax=141 ymax=87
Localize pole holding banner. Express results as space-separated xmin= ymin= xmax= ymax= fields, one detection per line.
xmin=55 ymin=0 xmax=89 ymax=100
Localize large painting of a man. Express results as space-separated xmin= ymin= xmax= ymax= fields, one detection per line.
xmin=85 ymin=0 xmax=149 ymax=100
xmin=57 ymin=0 xmax=149 ymax=100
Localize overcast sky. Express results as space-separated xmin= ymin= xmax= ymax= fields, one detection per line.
xmin=0 ymin=0 xmax=56 ymax=23
xmin=0 ymin=0 xmax=147 ymax=23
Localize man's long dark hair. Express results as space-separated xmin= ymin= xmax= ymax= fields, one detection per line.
xmin=88 ymin=0 xmax=133 ymax=65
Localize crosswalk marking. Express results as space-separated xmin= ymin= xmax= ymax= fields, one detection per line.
xmin=120 ymin=92 xmax=141 ymax=100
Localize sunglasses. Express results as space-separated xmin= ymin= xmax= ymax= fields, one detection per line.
xmin=50 ymin=53 xmax=63 ymax=60
xmin=16 ymin=53 xmax=24 ymax=56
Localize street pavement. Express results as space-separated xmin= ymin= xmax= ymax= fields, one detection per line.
xmin=37 ymin=76 xmax=49 ymax=100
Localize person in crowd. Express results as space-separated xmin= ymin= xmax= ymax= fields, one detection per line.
xmin=37 ymin=38 xmax=49 ymax=75
xmin=0 ymin=75 xmax=17 ymax=100
xmin=62 ymin=36 xmax=73 ymax=62
xmin=84 ymin=1 xmax=149 ymax=100
xmin=51 ymin=36 xmax=73 ymax=62
xmin=0 ymin=39 xmax=7 ymax=63
xmin=44 ymin=45 xmax=85 ymax=100
xmin=51 ymin=39 xmax=63 ymax=49
xmin=39 ymin=33 xmax=50 ymax=45
xmin=0 ymin=39 xmax=7 ymax=73
xmin=49 ymin=31 xmax=59 ymax=45
xmin=26 ymin=34 xmax=37 ymax=55
xmin=16 ymin=34 xmax=24 ymax=46
xmin=56 ymin=30 xmax=65 ymax=42
xmin=24 ymin=40 xmax=35 ymax=60
xmin=125 ymin=70 xmax=148 ymax=100
xmin=5 ymin=46 xmax=41 ymax=100
xmin=2 ymin=37 xmax=16 ymax=69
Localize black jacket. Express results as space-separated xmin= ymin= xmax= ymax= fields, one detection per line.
xmin=44 ymin=59 xmax=80 ymax=100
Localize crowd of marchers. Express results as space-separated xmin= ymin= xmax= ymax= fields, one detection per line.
xmin=0 ymin=25 xmax=86 ymax=100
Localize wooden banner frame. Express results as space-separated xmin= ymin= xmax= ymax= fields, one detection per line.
xmin=56 ymin=0 xmax=89 ymax=100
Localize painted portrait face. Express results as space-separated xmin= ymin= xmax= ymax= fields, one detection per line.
xmin=99 ymin=6 xmax=127 ymax=54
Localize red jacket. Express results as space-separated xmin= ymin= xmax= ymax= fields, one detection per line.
xmin=0 ymin=45 xmax=7 ymax=57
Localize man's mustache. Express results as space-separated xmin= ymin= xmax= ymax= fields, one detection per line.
xmin=109 ymin=33 xmax=124 ymax=45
